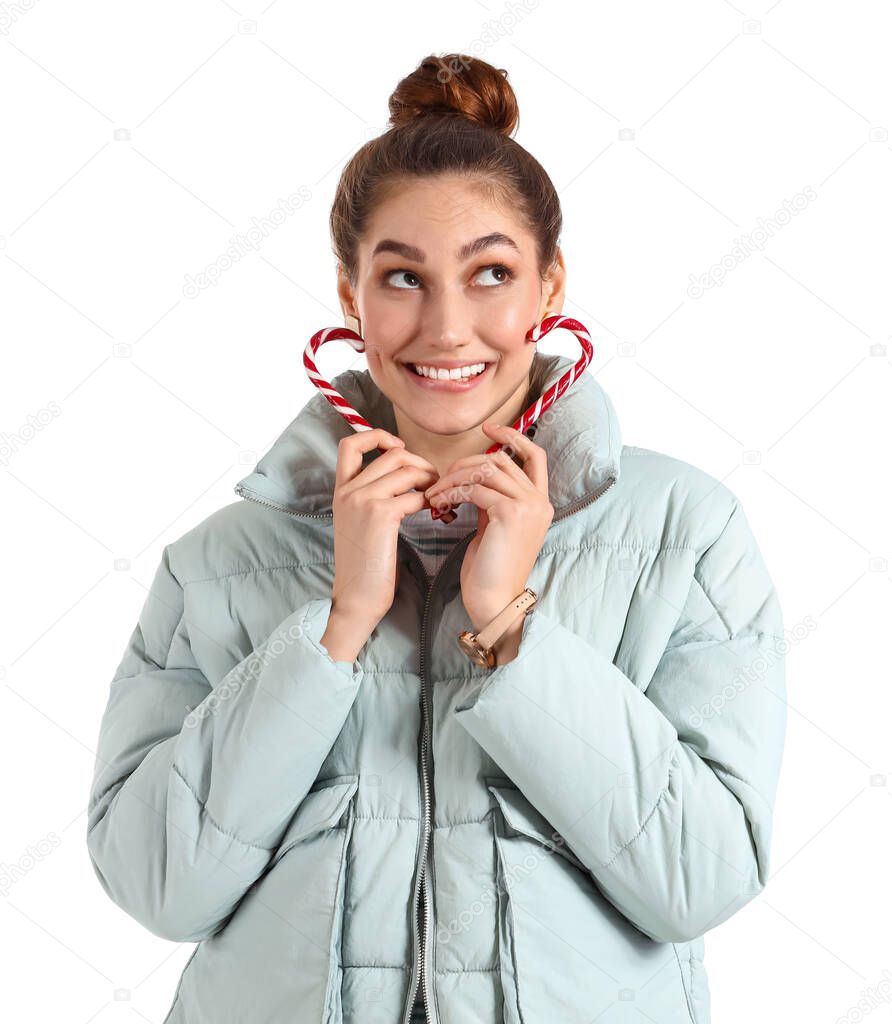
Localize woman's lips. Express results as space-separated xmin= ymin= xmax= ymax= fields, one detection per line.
xmin=401 ymin=361 xmax=494 ymax=392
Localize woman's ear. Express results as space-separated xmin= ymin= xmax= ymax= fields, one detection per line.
xmin=336 ymin=262 xmax=359 ymax=322
xmin=541 ymin=246 xmax=567 ymax=317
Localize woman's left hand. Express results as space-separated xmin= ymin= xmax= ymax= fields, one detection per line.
xmin=424 ymin=421 xmax=554 ymax=630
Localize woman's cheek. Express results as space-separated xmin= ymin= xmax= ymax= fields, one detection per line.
xmin=474 ymin=283 xmax=540 ymax=338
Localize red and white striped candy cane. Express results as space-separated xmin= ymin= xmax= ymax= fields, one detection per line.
xmin=303 ymin=314 xmax=594 ymax=523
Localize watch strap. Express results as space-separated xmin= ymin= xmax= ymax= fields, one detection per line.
xmin=475 ymin=588 xmax=538 ymax=653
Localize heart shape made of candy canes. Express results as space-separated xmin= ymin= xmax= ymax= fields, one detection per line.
xmin=303 ymin=313 xmax=594 ymax=523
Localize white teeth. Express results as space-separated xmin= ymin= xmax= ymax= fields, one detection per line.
xmin=411 ymin=362 xmax=487 ymax=379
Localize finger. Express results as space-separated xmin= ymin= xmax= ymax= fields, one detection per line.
xmin=482 ymin=423 xmax=548 ymax=493
xmin=427 ymin=451 xmax=529 ymax=501
xmin=429 ymin=481 xmax=505 ymax=516
xmin=459 ymin=449 xmax=533 ymax=490
xmin=362 ymin=464 xmax=439 ymax=504
xmin=350 ymin=444 xmax=438 ymax=490
xmin=394 ymin=488 xmax=437 ymax=519
xmin=428 ymin=461 xmax=525 ymax=509
xmin=335 ymin=429 xmax=405 ymax=488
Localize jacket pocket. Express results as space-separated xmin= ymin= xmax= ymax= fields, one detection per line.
xmin=485 ymin=780 xmax=696 ymax=1024
xmin=270 ymin=774 xmax=359 ymax=869
xmin=165 ymin=774 xmax=360 ymax=1024
xmin=488 ymin=787 xmax=522 ymax=1024
xmin=306 ymin=775 xmax=360 ymax=1024
xmin=486 ymin=779 xmax=586 ymax=870
xmin=487 ymin=779 xmax=587 ymax=1024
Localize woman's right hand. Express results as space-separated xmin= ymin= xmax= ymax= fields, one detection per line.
xmin=327 ymin=428 xmax=439 ymax=644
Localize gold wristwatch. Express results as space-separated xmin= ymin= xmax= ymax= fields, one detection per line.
xmin=457 ymin=588 xmax=538 ymax=668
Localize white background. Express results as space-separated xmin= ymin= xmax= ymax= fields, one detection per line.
xmin=2 ymin=1 xmax=891 ymax=1022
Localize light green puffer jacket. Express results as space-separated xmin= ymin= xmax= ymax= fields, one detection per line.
xmin=86 ymin=351 xmax=787 ymax=1024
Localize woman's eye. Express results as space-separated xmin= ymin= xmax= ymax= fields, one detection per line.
xmin=384 ymin=270 xmax=422 ymax=289
xmin=473 ymin=264 xmax=514 ymax=287
xmin=383 ymin=265 xmax=515 ymax=290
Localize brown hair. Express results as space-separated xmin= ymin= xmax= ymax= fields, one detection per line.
xmin=329 ymin=53 xmax=562 ymax=288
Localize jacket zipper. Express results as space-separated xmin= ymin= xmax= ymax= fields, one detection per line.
xmin=234 ymin=472 xmax=617 ymax=1024
xmin=397 ymin=531 xmax=472 ymax=1024
xmin=233 ymin=484 xmax=333 ymax=519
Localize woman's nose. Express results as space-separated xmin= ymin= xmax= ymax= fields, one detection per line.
xmin=419 ymin=290 xmax=474 ymax=346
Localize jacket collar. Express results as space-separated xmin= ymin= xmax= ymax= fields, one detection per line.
xmin=234 ymin=351 xmax=623 ymax=522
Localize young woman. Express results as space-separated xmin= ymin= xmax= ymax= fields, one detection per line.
xmin=86 ymin=54 xmax=786 ymax=1024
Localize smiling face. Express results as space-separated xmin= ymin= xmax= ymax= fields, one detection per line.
xmin=337 ymin=175 xmax=565 ymax=442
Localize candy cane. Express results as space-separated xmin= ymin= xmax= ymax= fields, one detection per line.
xmin=303 ymin=314 xmax=594 ymax=523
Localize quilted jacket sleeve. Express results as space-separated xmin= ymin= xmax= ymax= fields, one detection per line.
xmin=86 ymin=545 xmax=363 ymax=942
xmin=453 ymin=499 xmax=786 ymax=944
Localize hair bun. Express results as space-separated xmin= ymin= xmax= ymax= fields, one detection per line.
xmin=388 ymin=54 xmax=519 ymax=137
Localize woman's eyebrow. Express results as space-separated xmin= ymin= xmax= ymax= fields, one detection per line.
xmin=371 ymin=232 xmax=520 ymax=263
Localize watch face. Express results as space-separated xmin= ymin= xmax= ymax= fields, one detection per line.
xmin=457 ymin=631 xmax=490 ymax=667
